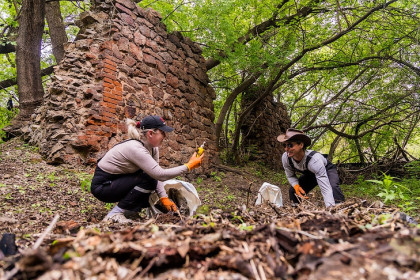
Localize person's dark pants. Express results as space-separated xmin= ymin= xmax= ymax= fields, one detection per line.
xmin=91 ymin=166 xmax=157 ymax=212
xmin=289 ymin=163 xmax=345 ymax=204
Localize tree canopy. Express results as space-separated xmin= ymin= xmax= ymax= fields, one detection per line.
xmin=139 ymin=0 xmax=419 ymax=163
xmin=0 ymin=0 xmax=419 ymax=163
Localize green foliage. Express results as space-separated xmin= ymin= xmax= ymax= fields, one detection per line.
xmin=367 ymin=174 xmax=419 ymax=216
xmin=231 ymin=214 xmax=244 ymax=224
xmin=238 ymin=223 xmax=254 ymax=231
xmin=202 ymin=221 xmax=215 ymax=228
xmin=0 ymin=107 xmax=18 ymax=142
xmin=47 ymin=172 xmax=57 ymax=186
xmin=196 ymin=204 xmax=210 ymax=215
xmin=140 ymin=0 xmax=419 ymax=162
xmin=105 ymin=203 xmax=114 ymax=211
xmin=405 ymin=161 xmax=420 ymax=178
xmin=0 ymin=0 xmax=418 ymax=166
xmin=210 ymin=171 xmax=223 ymax=182
xmin=342 ymin=173 xmax=420 ymax=217
xmin=77 ymin=172 xmax=93 ymax=193
xmin=0 ymin=0 xmax=90 ymax=114
xmin=367 ymin=173 xmax=409 ymax=204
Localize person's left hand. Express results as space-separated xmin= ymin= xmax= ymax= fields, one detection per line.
xmin=160 ymin=197 xmax=178 ymax=211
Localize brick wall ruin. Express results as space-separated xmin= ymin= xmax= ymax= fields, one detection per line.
xmin=241 ymin=89 xmax=291 ymax=170
xmin=27 ymin=0 xmax=217 ymax=167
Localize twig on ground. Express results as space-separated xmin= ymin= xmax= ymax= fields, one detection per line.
xmin=33 ymin=214 xmax=60 ymax=249
xmin=268 ymin=202 xmax=282 ymax=216
xmin=138 ymin=256 xmax=158 ymax=278
xmin=4 ymin=214 xmax=60 ymax=280
xmin=277 ymin=226 xmax=323 ymax=240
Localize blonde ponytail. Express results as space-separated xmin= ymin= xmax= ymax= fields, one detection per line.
xmin=126 ymin=118 xmax=142 ymax=140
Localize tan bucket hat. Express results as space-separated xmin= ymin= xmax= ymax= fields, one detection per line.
xmin=277 ymin=128 xmax=311 ymax=147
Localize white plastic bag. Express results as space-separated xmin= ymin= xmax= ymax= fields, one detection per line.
xmin=255 ymin=182 xmax=283 ymax=207
xmin=148 ymin=179 xmax=201 ymax=217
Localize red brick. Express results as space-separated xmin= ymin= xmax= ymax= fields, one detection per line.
xmin=87 ymin=119 xmax=101 ymax=125
xmin=101 ymin=111 xmax=117 ymax=118
xmin=105 ymin=122 xmax=118 ymax=128
xmin=104 ymin=63 xmax=117 ymax=71
xmin=91 ymin=114 xmax=102 ymax=121
xmin=103 ymin=58 xmax=117 ymax=67
xmin=103 ymin=67 xmax=116 ymax=74
xmin=100 ymin=101 xmax=117 ymax=109
xmin=103 ymin=54 xmax=122 ymax=64
xmin=103 ymin=77 xmax=115 ymax=85
xmin=77 ymin=135 xmax=88 ymax=141
xmin=86 ymin=125 xmax=100 ymax=131
xmin=103 ymin=97 xmax=119 ymax=105
xmin=111 ymin=90 xmax=122 ymax=98
xmin=113 ymin=87 xmax=123 ymax=94
xmin=87 ymin=139 xmax=101 ymax=147
xmin=86 ymin=53 xmax=97 ymax=60
xmin=100 ymin=41 xmax=113 ymax=51
xmin=102 ymin=72 xmax=117 ymax=80
xmin=103 ymin=92 xmax=123 ymax=101
xmin=103 ymin=81 xmax=114 ymax=89
xmin=102 ymin=116 xmax=112 ymax=122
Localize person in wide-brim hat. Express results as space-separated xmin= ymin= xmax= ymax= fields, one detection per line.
xmin=277 ymin=128 xmax=345 ymax=207
xmin=277 ymin=128 xmax=311 ymax=148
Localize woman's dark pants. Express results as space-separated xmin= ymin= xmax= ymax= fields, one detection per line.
xmin=91 ymin=166 xmax=157 ymax=212
xmin=288 ymin=163 xmax=345 ymax=204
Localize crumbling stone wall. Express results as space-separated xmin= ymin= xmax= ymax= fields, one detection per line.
xmin=240 ymin=89 xmax=291 ymax=170
xmin=28 ymin=0 xmax=216 ymax=167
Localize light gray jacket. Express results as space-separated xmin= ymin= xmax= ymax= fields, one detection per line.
xmin=98 ymin=140 xmax=188 ymax=197
xmin=282 ymin=150 xmax=335 ymax=207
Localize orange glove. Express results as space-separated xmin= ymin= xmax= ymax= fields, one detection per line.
xmin=159 ymin=197 xmax=178 ymax=212
xmin=294 ymin=184 xmax=308 ymax=199
xmin=184 ymin=152 xmax=204 ymax=171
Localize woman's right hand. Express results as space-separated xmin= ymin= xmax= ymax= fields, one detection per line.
xmin=160 ymin=197 xmax=178 ymax=212
xmin=184 ymin=152 xmax=205 ymax=171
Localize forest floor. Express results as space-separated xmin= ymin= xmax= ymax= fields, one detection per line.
xmin=0 ymin=138 xmax=419 ymax=279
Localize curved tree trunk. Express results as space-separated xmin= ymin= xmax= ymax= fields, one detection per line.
xmin=328 ymin=124 xmax=348 ymax=161
xmin=45 ymin=1 xmax=67 ymax=63
xmin=15 ymin=0 xmax=45 ymax=119
xmin=215 ymin=71 xmax=264 ymax=149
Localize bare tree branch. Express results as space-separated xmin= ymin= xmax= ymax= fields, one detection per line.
xmin=0 ymin=65 xmax=55 ymax=91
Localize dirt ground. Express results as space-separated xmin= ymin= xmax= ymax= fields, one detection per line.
xmin=0 ymin=138 xmax=298 ymax=246
xmin=1 ymin=139 xmax=419 ymax=280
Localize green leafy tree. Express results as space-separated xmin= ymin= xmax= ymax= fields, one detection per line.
xmin=141 ymin=0 xmax=419 ymax=163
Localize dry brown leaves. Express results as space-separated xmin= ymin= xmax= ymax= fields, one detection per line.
xmin=1 ymin=200 xmax=419 ymax=280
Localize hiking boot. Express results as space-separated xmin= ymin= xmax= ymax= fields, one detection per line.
xmin=103 ymin=213 xmax=133 ymax=224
